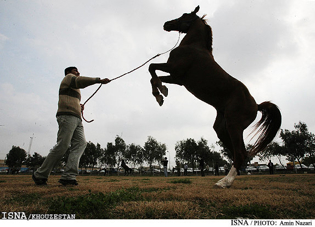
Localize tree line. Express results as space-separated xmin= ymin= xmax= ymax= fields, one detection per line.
xmin=3 ymin=122 xmax=315 ymax=173
xmin=213 ymin=121 xmax=315 ymax=169
xmin=4 ymin=135 xmax=227 ymax=173
xmin=262 ymin=122 xmax=315 ymax=168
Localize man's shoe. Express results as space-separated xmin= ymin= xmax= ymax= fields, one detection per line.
xmin=32 ymin=173 xmax=47 ymax=185
xmin=58 ymin=179 xmax=78 ymax=186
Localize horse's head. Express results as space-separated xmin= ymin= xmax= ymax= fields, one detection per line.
xmin=164 ymin=6 xmax=200 ymax=33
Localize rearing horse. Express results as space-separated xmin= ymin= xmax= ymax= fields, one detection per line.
xmin=149 ymin=6 xmax=281 ymax=188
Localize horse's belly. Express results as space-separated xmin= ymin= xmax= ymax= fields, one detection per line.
xmin=183 ymin=71 xmax=232 ymax=105
xmin=184 ymin=84 xmax=229 ymax=108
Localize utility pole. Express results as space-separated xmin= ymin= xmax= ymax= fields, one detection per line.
xmin=27 ymin=134 xmax=35 ymax=156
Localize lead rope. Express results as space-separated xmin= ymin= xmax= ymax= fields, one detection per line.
xmin=81 ymin=32 xmax=181 ymax=123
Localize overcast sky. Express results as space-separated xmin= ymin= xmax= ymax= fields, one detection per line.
xmin=1 ymin=0 xmax=315 ymax=168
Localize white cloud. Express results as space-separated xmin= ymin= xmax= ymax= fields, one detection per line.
xmin=0 ymin=83 xmax=57 ymax=158
xmin=0 ymin=33 xmax=8 ymax=50
xmin=211 ymin=0 xmax=297 ymax=81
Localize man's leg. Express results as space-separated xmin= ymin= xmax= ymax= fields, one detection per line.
xmin=60 ymin=118 xmax=87 ymax=181
xmin=34 ymin=116 xmax=77 ymax=180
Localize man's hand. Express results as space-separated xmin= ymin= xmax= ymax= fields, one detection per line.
xmin=100 ymin=78 xmax=111 ymax=84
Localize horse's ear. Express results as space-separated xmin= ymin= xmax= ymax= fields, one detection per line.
xmin=192 ymin=5 xmax=200 ymax=14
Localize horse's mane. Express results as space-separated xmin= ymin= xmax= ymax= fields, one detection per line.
xmin=201 ymin=15 xmax=213 ymax=52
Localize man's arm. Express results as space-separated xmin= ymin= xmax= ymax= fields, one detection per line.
xmin=74 ymin=76 xmax=110 ymax=88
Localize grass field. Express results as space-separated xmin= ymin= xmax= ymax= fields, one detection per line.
xmin=0 ymin=173 xmax=314 ymax=219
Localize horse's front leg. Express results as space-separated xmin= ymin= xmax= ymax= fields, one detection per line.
xmin=149 ymin=63 xmax=171 ymax=106
xmin=159 ymin=75 xmax=183 ymax=86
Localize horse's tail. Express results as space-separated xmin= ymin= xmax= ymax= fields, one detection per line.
xmin=248 ymin=101 xmax=282 ymax=157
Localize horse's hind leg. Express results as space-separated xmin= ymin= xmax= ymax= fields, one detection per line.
xmin=213 ymin=112 xmax=234 ymax=157
xmin=213 ymin=113 xmax=239 ymax=188
xmin=213 ymin=112 xmax=250 ymax=188
xmin=214 ymin=128 xmax=246 ymax=188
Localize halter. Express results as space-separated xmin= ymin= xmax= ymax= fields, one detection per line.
xmin=81 ymin=33 xmax=182 ymax=123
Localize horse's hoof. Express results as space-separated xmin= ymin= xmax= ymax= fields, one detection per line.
xmin=214 ymin=182 xmax=231 ymax=189
xmin=214 ymin=180 xmax=233 ymax=188
xmin=213 ymin=183 xmax=225 ymax=189
xmin=214 ymin=177 xmax=233 ymax=188
xmin=161 ymin=86 xmax=168 ymax=97
xmin=156 ymin=95 xmax=164 ymax=106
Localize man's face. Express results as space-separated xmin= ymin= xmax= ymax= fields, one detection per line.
xmin=71 ymin=68 xmax=80 ymax=76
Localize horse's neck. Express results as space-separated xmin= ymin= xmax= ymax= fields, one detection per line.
xmin=180 ymin=20 xmax=208 ymax=48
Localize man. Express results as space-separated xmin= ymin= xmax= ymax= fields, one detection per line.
xmin=162 ymin=157 xmax=168 ymax=177
xmin=215 ymin=162 xmax=219 ymax=176
xmin=176 ymin=161 xmax=181 ymax=176
xmin=268 ymin=160 xmax=274 ymax=174
xmin=32 ymin=67 xmax=110 ymax=186
xmin=184 ymin=163 xmax=188 ymax=176
xmin=199 ymin=158 xmax=205 ymax=177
